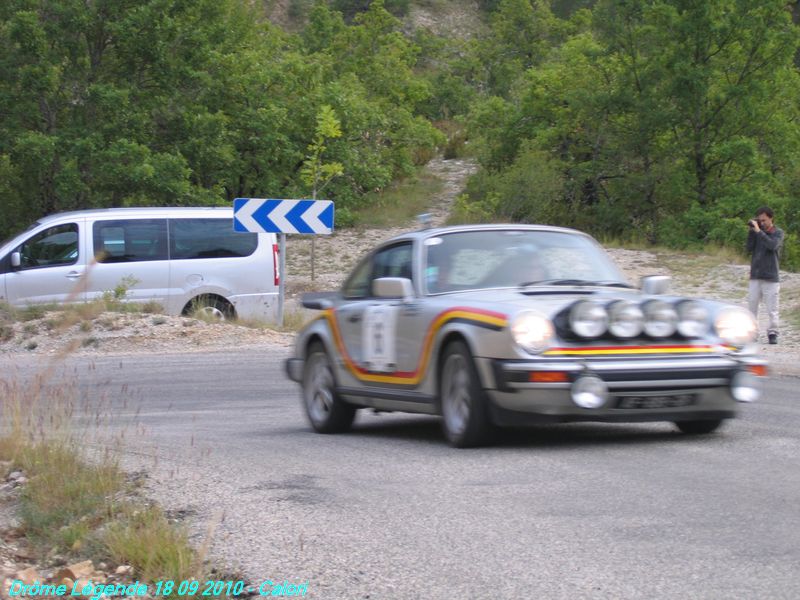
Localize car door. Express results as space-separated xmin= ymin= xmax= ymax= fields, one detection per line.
xmin=4 ymin=220 xmax=86 ymax=307
xmin=336 ymin=242 xmax=420 ymax=381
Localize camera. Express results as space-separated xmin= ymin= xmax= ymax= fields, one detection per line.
xmin=748 ymin=219 xmax=756 ymax=228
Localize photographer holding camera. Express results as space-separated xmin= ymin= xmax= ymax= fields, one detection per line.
xmin=746 ymin=206 xmax=784 ymax=344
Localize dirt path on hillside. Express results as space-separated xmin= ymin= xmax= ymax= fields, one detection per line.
xmin=284 ymin=157 xmax=478 ymax=295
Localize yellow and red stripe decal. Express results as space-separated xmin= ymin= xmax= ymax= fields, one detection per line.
xmin=543 ymin=344 xmax=732 ymax=356
xmin=323 ymin=307 xmax=508 ymax=386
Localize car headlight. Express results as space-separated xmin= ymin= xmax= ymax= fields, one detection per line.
xmin=512 ymin=311 xmax=554 ymax=354
xmin=714 ymin=307 xmax=757 ymax=346
xmin=568 ymin=300 xmax=608 ymax=338
xmin=643 ymin=299 xmax=678 ymax=338
xmin=607 ymin=300 xmax=644 ymax=338
xmin=677 ymin=300 xmax=710 ymax=338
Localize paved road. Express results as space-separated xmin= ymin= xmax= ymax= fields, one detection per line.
xmin=3 ymin=350 xmax=800 ymax=599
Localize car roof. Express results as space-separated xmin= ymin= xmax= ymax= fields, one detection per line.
xmin=381 ymin=223 xmax=591 ymax=245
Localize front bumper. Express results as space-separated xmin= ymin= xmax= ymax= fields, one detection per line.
xmin=286 ymin=358 xmax=304 ymax=383
xmin=482 ymin=354 xmax=767 ymax=424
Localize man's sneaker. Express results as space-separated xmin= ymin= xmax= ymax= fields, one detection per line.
xmin=768 ymin=333 xmax=778 ymax=345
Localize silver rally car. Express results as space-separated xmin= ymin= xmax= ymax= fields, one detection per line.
xmin=285 ymin=224 xmax=767 ymax=447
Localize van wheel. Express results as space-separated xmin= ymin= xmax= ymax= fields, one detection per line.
xmin=186 ymin=296 xmax=234 ymax=321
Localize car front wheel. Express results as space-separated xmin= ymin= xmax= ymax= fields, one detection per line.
xmin=674 ymin=419 xmax=724 ymax=435
xmin=302 ymin=343 xmax=356 ymax=433
xmin=439 ymin=340 xmax=494 ymax=448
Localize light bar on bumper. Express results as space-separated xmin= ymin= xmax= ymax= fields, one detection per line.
xmin=562 ymin=298 xmax=735 ymax=342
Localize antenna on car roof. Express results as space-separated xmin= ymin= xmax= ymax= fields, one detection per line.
xmin=417 ymin=213 xmax=433 ymax=230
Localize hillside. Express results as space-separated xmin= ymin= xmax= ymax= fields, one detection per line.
xmin=1 ymin=156 xmax=797 ymax=377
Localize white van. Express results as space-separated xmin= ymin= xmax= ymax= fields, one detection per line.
xmin=0 ymin=207 xmax=280 ymax=321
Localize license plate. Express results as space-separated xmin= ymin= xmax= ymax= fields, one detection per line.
xmin=616 ymin=394 xmax=697 ymax=409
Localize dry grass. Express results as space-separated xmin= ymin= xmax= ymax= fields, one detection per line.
xmin=0 ymin=350 xmax=204 ymax=585
xmin=354 ymin=171 xmax=444 ymax=228
xmin=105 ymin=506 xmax=199 ymax=583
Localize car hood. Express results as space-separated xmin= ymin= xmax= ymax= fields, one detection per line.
xmin=439 ymin=286 xmax=652 ymax=318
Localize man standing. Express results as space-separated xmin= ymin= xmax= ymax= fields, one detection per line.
xmin=746 ymin=206 xmax=784 ymax=344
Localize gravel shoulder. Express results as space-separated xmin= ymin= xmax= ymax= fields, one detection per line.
xmin=1 ymin=156 xmax=797 ymax=375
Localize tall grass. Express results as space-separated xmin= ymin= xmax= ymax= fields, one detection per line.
xmin=0 ymin=351 xmax=203 ymax=586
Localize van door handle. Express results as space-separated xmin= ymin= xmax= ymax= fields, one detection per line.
xmin=348 ymin=314 xmax=362 ymax=323
xmin=65 ymin=271 xmax=81 ymax=280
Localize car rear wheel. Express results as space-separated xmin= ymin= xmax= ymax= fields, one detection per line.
xmin=302 ymin=343 xmax=356 ymax=433
xmin=439 ymin=340 xmax=494 ymax=448
xmin=674 ymin=419 xmax=724 ymax=435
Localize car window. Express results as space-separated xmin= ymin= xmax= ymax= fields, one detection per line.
xmin=17 ymin=223 xmax=79 ymax=270
xmin=342 ymin=243 xmax=413 ymax=300
xmin=342 ymin=257 xmax=372 ymax=299
xmin=93 ymin=219 xmax=168 ymax=263
xmin=372 ymin=244 xmax=413 ymax=281
xmin=425 ymin=230 xmax=626 ymax=293
xmin=170 ymin=218 xmax=257 ymax=259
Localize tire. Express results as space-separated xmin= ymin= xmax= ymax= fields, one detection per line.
xmin=187 ymin=296 xmax=234 ymax=321
xmin=674 ymin=419 xmax=724 ymax=435
xmin=302 ymin=343 xmax=356 ymax=434
xmin=439 ymin=340 xmax=495 ymax=448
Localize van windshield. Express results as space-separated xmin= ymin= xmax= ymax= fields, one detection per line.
xmin=1 ymin=221 xmax=41 ymax=249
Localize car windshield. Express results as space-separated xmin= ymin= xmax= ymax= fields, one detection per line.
xmin=424 ymin=229 xmax=629 ymax=294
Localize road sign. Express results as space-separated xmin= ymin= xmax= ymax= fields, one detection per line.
xmin=233 ymin=198 xmax=334 ymax=235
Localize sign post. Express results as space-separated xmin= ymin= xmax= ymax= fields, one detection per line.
xmin=233 ymin=198 xmax=334 ymax=326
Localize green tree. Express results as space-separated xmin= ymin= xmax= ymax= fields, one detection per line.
xmin=301 ymin=105 xmax=344 ymax=281
xmin=476 ymin=0 xmax=560 ymax=96
xmin=0 ymin=0 xmax=444 ymax=240
xmin=464 ymin=0 xmax=800 ymax=253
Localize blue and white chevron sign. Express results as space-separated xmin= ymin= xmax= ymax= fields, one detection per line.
xmin=233 ymin=198 xmax=334 ymax=235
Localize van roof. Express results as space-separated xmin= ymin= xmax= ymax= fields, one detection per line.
xmin=35 ymin=206 xmax=234 ymax=225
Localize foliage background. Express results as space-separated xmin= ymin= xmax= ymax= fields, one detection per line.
xmin=2 ymin=0 xmax=798 ymax=268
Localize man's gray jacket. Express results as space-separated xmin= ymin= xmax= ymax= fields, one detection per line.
xmin=747 ymin=226 xmax=784 ymax=282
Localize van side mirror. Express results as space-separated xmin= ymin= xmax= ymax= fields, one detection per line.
xmin=373 ymin=277 xmax=414 ymax=302
xmin=10 ymin=252 xmax=21 ymax=269
xmin=641 ymin=275 xmax=671 ymax=295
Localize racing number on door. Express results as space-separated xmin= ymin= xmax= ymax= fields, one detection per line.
xmin=363 ymin=304 xmax=398 ymax=372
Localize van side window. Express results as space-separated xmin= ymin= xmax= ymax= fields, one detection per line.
xmin=93 ymin=220 xmax=168 ymax=263
xmin=170 ymin=219 xmax=257 ymax=259
xmin=18 ymin=224 xmax=79 ymax=269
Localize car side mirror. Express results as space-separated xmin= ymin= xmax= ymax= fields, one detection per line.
xmin=10 ymin=252 xmax=21 ymax=269
xmin=301 ymin=292 xmax=337 ymax=310
xmin=373 ymin=277 xmax=414 ymax=302
xmin=641 ymin=275 xmax=671 ymax=295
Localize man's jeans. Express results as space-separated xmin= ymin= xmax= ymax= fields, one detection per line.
xmin=748 ymin=279 xmax=780 ymax=336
